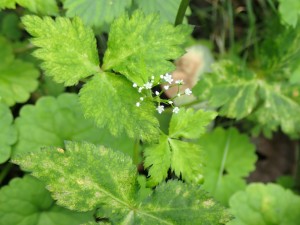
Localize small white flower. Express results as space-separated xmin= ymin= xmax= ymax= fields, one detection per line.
xmin=168 ymin=101 xmax=173 ymax=104
xmin=184 ymin=88 xmax=192 ymax=96
xmin=173 ymin=107 xmax=180 ymax=114
xmin=133 ymin=83 xmax=138 ymax=88
xmin=175 ymin=80 xmax=184 ymax=85
xmin=151 ymin=75 xmax=155 ymax=80
xmin=138 ymin=87 xmax=144 ymax=93
xmin=156 ymin=105 xmax=164 ymax=114
xmin=144 ymin=82 xmax=153 ymax=89
xmin=163 ymin=73 xmax=173 ymax=84
xmin=155 ymin=91 xmax=160 ymax=96
xmin=136 ymin=102 xmax=140 ymax=107
xmin=160 ymin=75 xmax=164 ymax=79
xmin=164 ymin=85 xmax=169 ymax=90
xmin=177 ymin=93 xmax=181 ymax=97
xmin=140 ymin=97 xmax=144 ymax=101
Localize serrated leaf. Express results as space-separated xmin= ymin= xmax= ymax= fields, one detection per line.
xmin=0 ymin=36 xmax=39 ymax=106
xmin=13 ymin=142 xmax=232 ymax=224
xmin=0 ymin=175 xmax=93 ymax=225
xmin=79 ymin=73 xmax=159 ymax=142
xmin=135 ymin=0 xmax=190 ymax=24
xmin=103 ymin=10 xmax=192 ymax=86
xmin=169 ymin=108 xmax=217 ymax=139
xmin=17 ymin=0 xmax=59 ymax=15
xmin=22 ymin=15 xmax=100 ymax=86
xmin=198 ymin=127 xmax=257 ymax=205
xmin=64 ymin=0 xmax=131 ymax=29
xmin=278 ymin=0 xmax=300 ymax=28
xmin=0 ymin=103 xmax=17 ymax=163
xmin=228 ymin=183 xmax=300 ymax=225
xmin=0 ymin=0 xmax=16 ymax=9
xmin=13 ymin=93 xmax=135 ymax=158
xmin=145 ymin=108 xmax=214 ymax=186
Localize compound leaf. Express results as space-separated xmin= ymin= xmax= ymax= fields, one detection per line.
xmin=22 ymin=15 xmax=100 ymax=86
xmin=228 ymin=183 xmax=300 ymax=225
xmin=64 ymin=0 xmax=131 ymax=29
xmin=278 ymin=0 xmax=300 ymax=28
xmin=0 ymin=103 xmax=17 ymax=163
xmin=13 ymin=141 xmax=232 ymax=224
xmin=198 ymin=127 xmax=257 ymax=205
xmin=79 ymin=73 xmax=159 ymax=142
xmin=103 ymin=10 xmax=192 ymax=86
xmin=145 ymin=108 xmax=215 ymax=186
xmin=17 ymin=0 xmax=59 ymax=15
xmin=0 ymin=175 xmax=93 ymax=225
xmin=13 ymin=93 xmax=134 ymax=158
xmin=0 ymin=36 xmax=39 ymax=106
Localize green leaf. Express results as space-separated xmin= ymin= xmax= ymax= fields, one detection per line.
xmin=228 ymin=183 xmax=300 ymax=225
xmin=22 ymin=15 xmax=100 ymax=86
xmin=17 ymin=0 xmax=59 ymax=16
xmin=169 ymin=108 xmax=217 ymax=139
xmin=0 ymin=175 xmax=93 ymax=225
xmin=198 ymin=127 xmax=257 ymax=206
xmin=0 ymin=36 xmax=39 ymax=106
xmin=13 ymin=141 xmax=232 ymax=224
xmin=0 ymin=0 xmax=16 ymax=9
xmin=134 ymin=0 xmax=190 ymax=24
xmin=64 ymin=0 xmax=131 ymax=29
xmin=145 ymin=108 xmax=216 ymax=186
xmin=0 ymin=13 xmax=22 ymax=41
xmin=278 ymin=0 xmax=300 ymax=27
xmin=13 ymin=93 xmax=135 ymax=158
xmin=103 ymin=10 xmax=192 ymax=86
xmin=0 ymin=103 xmax=17 ymax=163
xmin=79 ymin=73 xmax=159 ymax=142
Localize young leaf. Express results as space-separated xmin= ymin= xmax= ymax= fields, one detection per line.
xmin=13 ymin=93 xmax=134 ymax=158
xmin=64 ymin=0 xmax=131 ymax=29
xmin=103 ymin=10 xmax=192 ymax=86
xmin=0 ymin=103 xmax=17 ymax=163
xmin=17 ymin=0 xmax=59 ymax=16
xmin=135 ymin=0 xmax=190 ymax=24
xmin=228 ymin=183 xmax=300 ymax=225
xmin=0 ymin=36 xmax=39 ymax=106
xmin=198 ymin=127 xmax=257 ymax=205
xmin=13 ymin=141 xmax=232 ymax=224
xmin=278 ymin=0 xmax=300 ymax=28
xmin=22 ymin=16 xmax=100 ymax=86
xmin=145 ymin=108 xmax=216 ymax=186
xmin=79 ymin=73 xmax=159 ymax=142
xmin=0 ymin=175 xmax=93 ymax=225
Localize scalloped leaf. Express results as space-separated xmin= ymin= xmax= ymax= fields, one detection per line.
xmin=13 ymin=141 xmax=232 ymax=225
xmin=144 ymin=108 xmax=216 ymax=186
xmin=278 ymin=0 xmax=300 ymax=27
xmin=198 ymin=127 xmax=257 ymax=206
xmin=22 ymin=16 xmax=100 ymax=86
xmin=0 ymin=175 xmax=93 ymax=225
xmin=17 ymin=0 xmax=59 ymax=15
xmin=0 ymin=36 xmax=39 ymax=106
xmin=13 ymin=93 xmax=135 ymax=158
xmin=0 ymin=0 xmax=16 ymax=9
xmin=64 ymin=0 xmax=131 ymax=29
xmin=228 ymin=183 xmax=300 ymax=225
xmin=79 ymin=73 xmax=159 ymax=142
xmin=0 ymin=103 xmax=17 ymax=163
xmin=103 ymin=10 xmax=192 ymax=86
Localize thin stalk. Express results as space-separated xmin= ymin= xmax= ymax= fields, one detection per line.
xmin=227 ymin=0 xmax=235 ymax=50
xmin=175 ymin=0 xmax=190 ymax=26
xmin=294 ymin=142 xmax=300 ymax=192
xmin=245 ymin=0 xmax=258 ymax=58
xmin=0 ymin=163 xmax=13 ymax=184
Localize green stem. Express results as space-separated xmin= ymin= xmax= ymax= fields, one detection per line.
xmin=245 ymin=0 xmax=258 ymax=57
xmin=294 ymin=142 xmax=300 ymax=192
xmin=175 ymin=0 xmax=190 ymax=26
xmin=133 ymin=139 xmax=140 ymax=165
xmin=227 ymin=0 xmax=235 ymax=50
xmin=0 ymin=163 xmax=13 ymax=184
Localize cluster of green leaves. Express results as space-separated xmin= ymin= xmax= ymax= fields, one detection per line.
xmin=13 ymin=141 xmax=232 ymax=225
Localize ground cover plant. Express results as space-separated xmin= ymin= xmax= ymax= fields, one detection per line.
xmin=0 ymin=0 xmax=300 ymax=224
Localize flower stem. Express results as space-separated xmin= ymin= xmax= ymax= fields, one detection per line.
xmin=175 ymin=0 xmax=190 ymax=26
xmin=133 ymin=139 xmax=140 ymax=165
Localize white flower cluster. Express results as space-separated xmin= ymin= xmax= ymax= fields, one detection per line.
xmin=133 ymin=73 xmax=192 ymax=114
